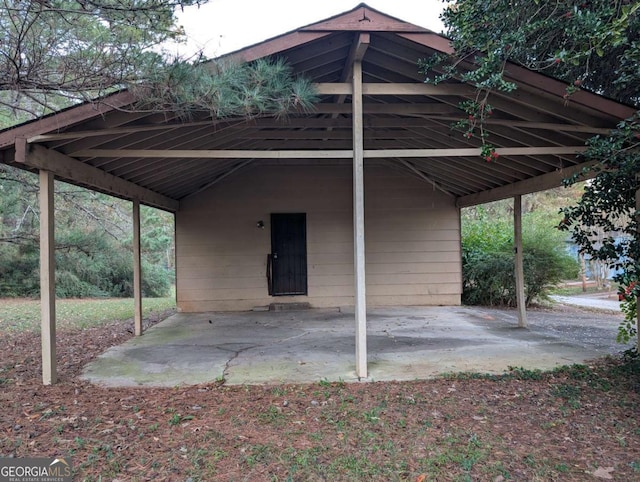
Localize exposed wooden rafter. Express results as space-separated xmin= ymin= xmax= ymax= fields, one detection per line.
xmin=433 ymin=117 xmax=610 ymax=135
xmin=0 ymin=2 xmax=631 ymax=204
xmin=27 ymin=120 xmax=227 ymax=143
xmin=225 ymin=31 xmax=332 ymax=63
xmin=25 ymin=113 xmax=608 ymax=145
xmin=395 ymin=158 xmax=453 ymax=197
xmin=397 ymin=31 xmax=635 ymax=121
xmin=181 ymin=160 xmax=254 ymax=200
xmin=456 ymin=161 xmax=597 ymax=207
xmin=315 ymin=82 xmax=475 ymax=96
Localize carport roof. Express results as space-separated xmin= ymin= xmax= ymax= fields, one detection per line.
xmin=0 ymin=3 xmax=635 ymax=211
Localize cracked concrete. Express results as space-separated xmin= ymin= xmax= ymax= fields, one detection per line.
xmin=81 ymin=305 xmax=627 ymax=387
xmin=221 ymin=344 xmax=257 ymax=381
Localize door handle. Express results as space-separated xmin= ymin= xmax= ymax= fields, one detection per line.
xmin=273 ymin=253 xmax=278 ymax=259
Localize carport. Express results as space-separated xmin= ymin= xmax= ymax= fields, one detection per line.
xmin=0 ymin=3 xmax=634 ymax=385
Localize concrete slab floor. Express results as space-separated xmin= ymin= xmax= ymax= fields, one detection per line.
xmin=81 ymin=305 xmax=626 ymax=387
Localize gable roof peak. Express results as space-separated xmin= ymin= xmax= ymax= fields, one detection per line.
xmin=299 ymin=3 xmax=431 ymax=34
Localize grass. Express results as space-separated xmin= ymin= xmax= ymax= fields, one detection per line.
xmin=0 ymin=294 xmax=175 ymax=332
xmin=549 ymin=283 xmax=617 ymax=297
xmin=1 ymin=296 xmax=639 ymax=480
xmin=3 ymin=353 xmax=639 ymax=481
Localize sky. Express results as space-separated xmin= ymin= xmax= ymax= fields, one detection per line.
xmin=172 ymin=0 xmax=447 ymax=58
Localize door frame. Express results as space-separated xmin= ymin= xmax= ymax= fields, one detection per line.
xmin=269 ymin=213 xmax=308 ymax=296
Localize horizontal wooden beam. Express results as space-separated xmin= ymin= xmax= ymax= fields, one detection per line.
xmin=27 ymin=120 xmax=215 ymax=143
xmin=241 ymin=130 xmax=423 ymax=140
xmin=435 ymin=117 xmax=611 ymax=135
xmin=26 ymin=116 xmax=265 ymax=143
xmin=310 ymin=103 xmax=459 ymax=114
xmin=315 ymin=82 xmax=475 ymax=96
xmin=26 ymin=113 xmax=609 ymax=144
xmin=27 ymin=117 xmax=445 ymax=144
xmin=16 ymin=143 xmax=179 ymax=212
xmin=456 ymin=161 xmax=597 ymax=208
xmin=368 ymin=146 xmax=587 ymax=158
xmin=72 ymin=146 xmax=587 ymax=159
xmin=74 ymin=148 xmax=353 ymax=159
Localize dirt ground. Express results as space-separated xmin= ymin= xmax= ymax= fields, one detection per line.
xmin=1 ymin=306 xmax=639 ymax=481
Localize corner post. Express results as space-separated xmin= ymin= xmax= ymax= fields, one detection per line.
xmin=514 ymin=195 xmax=528 ymax=328
xmin=133 ymin=199 xmax=143 ymax=336
xmin=39 ymin=169 xmax=57 ymax=384
xmin=353 ymin=56 xmax=367 ymax=379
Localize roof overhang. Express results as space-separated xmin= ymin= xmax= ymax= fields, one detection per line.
xmin=0 ymin=3 xmax=635 ymax=212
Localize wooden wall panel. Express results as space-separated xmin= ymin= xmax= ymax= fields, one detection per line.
xmin=175 ymin=165 xmax=461 ymax=311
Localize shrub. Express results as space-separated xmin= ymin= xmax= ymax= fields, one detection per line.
xmin=56 ymin=270 xmax=106 ymax=298
xmin=462 ymin=211 xmax=578 ymax=307
xmin=141 ymin=261 xmax=171 ymax=298
xmin=0 ymin=234 xmax=172 ymax=298
xmin=0 ymin=246 xmax=40 ymax=297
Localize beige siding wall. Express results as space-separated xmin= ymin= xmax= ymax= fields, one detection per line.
xmin=176 ymin=164 xmax=461 ymax=311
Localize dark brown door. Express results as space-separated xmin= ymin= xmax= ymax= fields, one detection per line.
xmin=270 ymin=213 xmax=307 ymax=296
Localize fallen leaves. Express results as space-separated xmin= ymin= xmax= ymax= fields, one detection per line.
xmin=0 ymin=318 xmax=639 ymax=481
xmin=591 ymin=466 xmax=615 ymax=480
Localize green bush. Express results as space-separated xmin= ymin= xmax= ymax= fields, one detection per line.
xmin=56 ymin=270 xmax=106 ymax=298
xmin=462 ymin=211 xmax=579 ymax=307
xmin=0 ymin=167 xmax=175 ymax=299
xmin=55 ymin=244 xmax=170 ymax=298
xmin=462 ymin=250 xmax=514 ymax=306
xmin=140 ymin=262 xmax=171 ymax=298
xmin=0 ymin=247 xmax=40 ymax=297
xmin=0 ymin=231 xmax=171 ymax=299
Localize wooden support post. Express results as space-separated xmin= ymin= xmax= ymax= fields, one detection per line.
xmin=353 ymin=59 xmax=367 ymax=379
xmin=514 ymin=195 xmax=528 ymax=328
xmin=133 ymin=199 xmax=143 ymax=336
xmin=39 ymin=170 xmax=57 ymax=384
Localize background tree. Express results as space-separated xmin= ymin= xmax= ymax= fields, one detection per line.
xmin=1 ymin=0 xmax=317 ymax=118
xmin=438 ymin=1 xmax=638 ymax=105
xmin=1 ymin=0 xmax=194 ymax=115
xmin=0 ymin=164 xmax=173 ymax=298
xmin=0 ymin=1 xmax=318 ymax=300
xmin=435 ymin=0 xmax=640 ymax=349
